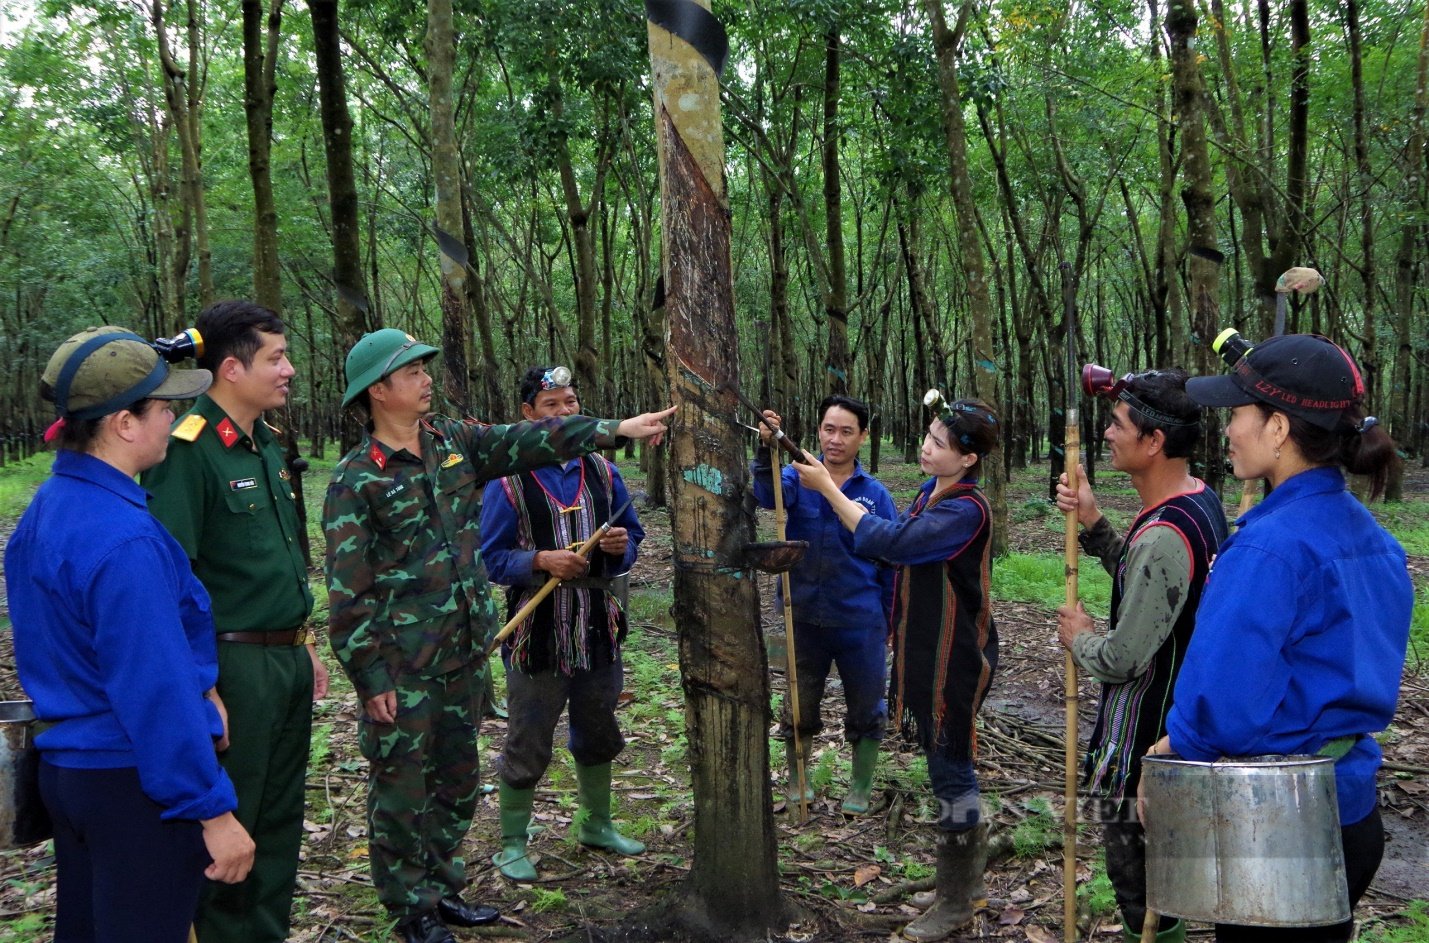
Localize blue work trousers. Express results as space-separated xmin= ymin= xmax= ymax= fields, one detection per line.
xmin=778 ymin=621 xmax=887 ymax=743
xmin=41 ymin=762 xmax=209 ymax=943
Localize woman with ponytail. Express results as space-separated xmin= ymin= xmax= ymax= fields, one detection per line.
xmin=1144 ymin=333 xmax=1412 ymax=943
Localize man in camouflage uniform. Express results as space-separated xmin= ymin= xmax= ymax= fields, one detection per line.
xmin=323 ymin=329 xmax=672 ymax=943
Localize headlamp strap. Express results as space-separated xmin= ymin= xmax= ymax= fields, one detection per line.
xmin=55 ymin=332 xmax=168 ymax=420
xmin=1117 ymin=388 xmax=1196 ymax=428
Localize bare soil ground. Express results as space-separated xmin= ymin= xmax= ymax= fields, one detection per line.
xmin=1 ymin=458 xmax=1425 ymax=942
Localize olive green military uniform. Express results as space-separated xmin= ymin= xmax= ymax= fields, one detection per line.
xmin=143 ymin=393 xmax=314 ymax=943
xmin=323 ymin=413 xmax=622 ymax=921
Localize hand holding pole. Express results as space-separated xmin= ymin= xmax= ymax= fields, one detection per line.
xmin=486 ymin=497 xmax=635 ymax=655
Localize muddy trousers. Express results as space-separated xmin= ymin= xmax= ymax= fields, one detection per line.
xmin=777 ymin=621 xmax=887 ymax=743
xmin=1213 ymin=804 xmax=1384 ymax=943
xmin=42 ymin=763 xmax=208 ymax=943
xmin=361 ymin=666 xmax=484 ymax=921
xmin=497 ymin=657 xmax=625 ymax=789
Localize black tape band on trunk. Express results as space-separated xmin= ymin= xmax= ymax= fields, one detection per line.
xmin=646 ymin=0 xmax=728 ymax=76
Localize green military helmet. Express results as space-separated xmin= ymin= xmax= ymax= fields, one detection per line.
xmin=342 ymin=328 xmax=440 ymax=407
xmin=42 ymin=325 xmax=211 ymax=420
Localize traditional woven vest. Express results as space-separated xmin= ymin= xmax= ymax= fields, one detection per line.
xmin=498 ymin=455 xmax=626 ymax=675
xmin=889 ymin=481 xmax=998 ymax=760
xmin=1084 ymin=485 xmax=1227 ymax=804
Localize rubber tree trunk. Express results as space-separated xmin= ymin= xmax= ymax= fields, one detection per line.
xmin=311 ymin=0 xmax=375 ymax=451
xmin=925 ymin=0 xmax=1007 ymax=555
xmin=1167 ymin=0 xmax=1224 ymax=495
xmin=426 ymin=0 xmax=471 ymax=412
xmin=647 ymin=5 xmax=784 ymax=935
xmin=242 ymin=0 xmax=282 ymax=312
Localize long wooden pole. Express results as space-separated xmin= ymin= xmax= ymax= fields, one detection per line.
xmin=1059 ymin=261 xmax=1080 ymax=943
xmin=770 ymin=450 xmax=809 ymax=823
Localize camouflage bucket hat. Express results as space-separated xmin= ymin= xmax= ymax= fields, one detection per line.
xmin=342 ymin=328 xmax=441 ymax=407
xmin=42 ymin=326 xmax=212 ymax=420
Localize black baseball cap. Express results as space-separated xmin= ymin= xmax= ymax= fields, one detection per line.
xmin=1185 ymin=333 xmax=1365 ymax=430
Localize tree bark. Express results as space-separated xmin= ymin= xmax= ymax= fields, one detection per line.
xmin=1166 ymin=0 xmax=1223 ymax=495
xmin=822 ymin=27 xmax=849 ymax=396
xmin=310 ymin=0 xmax=374 ymax=354
xmin=426 ymin=0 xmax=470 ymax=411
xmin=242 ymin=0 xmax=283 ymax=311
xmin=647 ymin=5 xmax=785 ymax=933
xmin=927 ymin=0 xmax=1007 ymax=554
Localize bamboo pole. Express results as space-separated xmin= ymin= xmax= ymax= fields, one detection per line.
xmin=771 ymin=448 xmax=809 ymax=823
xmin=1140 ymin=908 xmax=1160 ymax=942
xmin=1060 ymin=261 xmax=1080 ymax=943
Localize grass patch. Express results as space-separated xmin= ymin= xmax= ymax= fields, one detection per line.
xmin=1011 ymin=798 xmax=1058 ymax=858
xmin=1360 ymin=900 xmax=1429 ymax=943
xmin=529 ymin=887 xmax=567 ymax=913
xmin=0 ymin=453 xmax=52 ymax=522
xmin=1079 ymin=850 xmax=1119 ymax=919
xmin=995 ymin=552 xmax=1112 ymax=618
xmin=1410 ymin=587 xmax=1429 ymax=668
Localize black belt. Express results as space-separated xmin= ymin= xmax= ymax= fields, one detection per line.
xmin=216 ymin=628 xmax=306 ymax=646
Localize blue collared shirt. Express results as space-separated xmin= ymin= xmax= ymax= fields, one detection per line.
xmin=1167 ymin=466 xmax=1412 ymax=825
xmin=751 ymin=450 xmax=896 ymax=629
xmin=5 ymin=450 xmax=236 ymax=822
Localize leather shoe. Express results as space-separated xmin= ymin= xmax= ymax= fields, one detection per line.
xmin=437 ymin=895 xmax=500 ymax=927
xmin=398 ymin=912 xmax=455 ymax=943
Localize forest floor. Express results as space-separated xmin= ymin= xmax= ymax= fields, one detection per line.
xmin=0 ymin=453 xmax=1425 ymax=943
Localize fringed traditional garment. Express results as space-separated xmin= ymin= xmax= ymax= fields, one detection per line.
xmin=1083 ymin=486 xmax=1224 ymax=805
xmin=498 ymin=455 xmax=626 ymax=675
xmin=889 ymin=481 xmax=997 ymax=759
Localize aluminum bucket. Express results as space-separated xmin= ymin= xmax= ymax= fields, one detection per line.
xmin=1143 ymin=754 xmax=1348 ymax=927
xmin=0 ymin=700 xmax=52 ymax=848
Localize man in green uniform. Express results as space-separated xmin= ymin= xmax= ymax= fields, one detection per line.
xmin=323 ymin=329 xmax=672 ymax=943
xmin=143 ymin=300 xmax=329 ymax=943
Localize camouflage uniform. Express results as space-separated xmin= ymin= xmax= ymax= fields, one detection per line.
xmin=322 ymin=413 xmax=623 ymax=920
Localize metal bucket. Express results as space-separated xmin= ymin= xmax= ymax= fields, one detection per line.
xmin=0 ymin=700 xmax=52 ymax=848
xmin=1143 ymin=754 xmax=1348 ymax=927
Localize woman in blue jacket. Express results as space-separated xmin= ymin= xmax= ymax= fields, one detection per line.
xmin=752 ymin=395 xmax=896 ymax=813
xmin=6 ymin=327 xmax=255 ymax=942
xmin=1147 ymin=333 xmax=1412 ymax=943
xmin=793 ymin=395 xmax=999 ymax=943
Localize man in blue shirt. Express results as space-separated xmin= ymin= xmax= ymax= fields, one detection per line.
xmin=752 ymin=395 xmax=896 ymax=813
xmin=480 ymin=365 xmax=646 ymax=880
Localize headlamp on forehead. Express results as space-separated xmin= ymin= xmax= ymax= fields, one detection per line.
xmin=1080 ymin=365 xmax=1196 ymax=428
xmin=541 ymin=365 xmax=573 ymax=392
xmin=1211 ymin=328 xmax=1255 ymax=369
xmin=924 ymin=389 xmax=997 ymax=450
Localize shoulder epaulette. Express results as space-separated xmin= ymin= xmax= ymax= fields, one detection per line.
xmin=171 ymin=414 xmax=207 ymax=442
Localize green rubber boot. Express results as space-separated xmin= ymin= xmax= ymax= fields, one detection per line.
xmin=902 ymin=824 xmax=986 ymax=942
xmin=841 ymin=739 xmax=879 ymax=814
xmin=574 ymin=762 xmax=645 ymax=856
xmin=785 ymin=737 xmax=815 ymax=806
xmin=1121 ymin=916 xmax=1185 ymax=943
xmin=492 ymin=782 xmax=538 ymax=881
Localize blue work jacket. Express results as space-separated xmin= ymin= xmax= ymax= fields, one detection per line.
xmin=1167 ymin=466 xmax=1412 ymax=826
xmin=751 ymin=448 xmax=895 ymax=630
xmin=6 ymin=450 xmax=237 ymax=822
